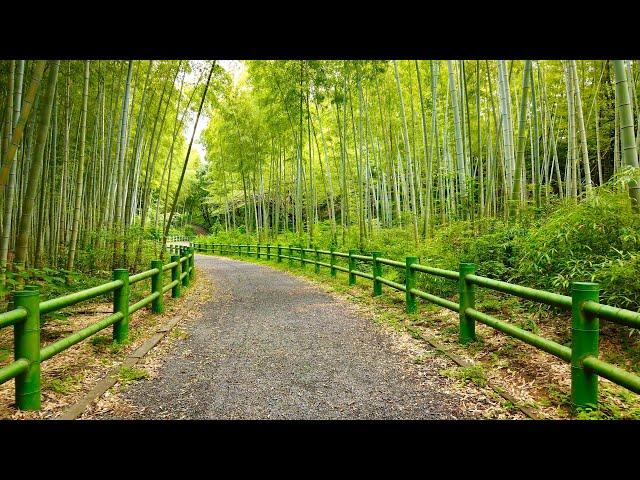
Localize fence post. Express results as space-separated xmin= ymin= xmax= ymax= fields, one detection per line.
xmin=571 ymin=282 xmax=600 ymax=411
xmin=315 ymin=246 xmax=320 ymax=274
xmin=182 ymin=250 xmax=190 ymax=288
xmin=348 ymin=249 xmax=356 ymax=285
xmin=277 ymin=244 xmax=282 ymax=263
xmin=267 ymin=244 xmax=271 ymax=260
xmin=13 ymin=289 xmax=41 ymax=410
xmin=171 ymin=254 xmax=181 ymax=298
xmin=372 ymin=251 xmax=382 ymax=297
xmin=458 ymin=262 xmax=476 ymax=344
xmin=300 ymin=247 xmax=305 ymax=269
xmin=330 ymin=247 xmax=336 ymax=277
xmin=113 ymin=268 xmax=130 ymax=344
xmin=151 ymin=260 xmax=164 ymax=313
xmin=289 ymin=245 xmax=293 ymax=266
xmin=405 ymin=257 xmax=418 ymax=313
xmin=189 ymin=247 xmax=195 ymax=280
xmin=23 ymin=285 xmax=40 ymax=325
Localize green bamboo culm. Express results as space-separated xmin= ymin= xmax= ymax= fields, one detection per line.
xmin=458 ymin=262 xmax=477 ymax=344
xmin=189 ymin=248 xmax=195 ymax=280
xmin=65 ymin=61 xmax=90 ymax=282
xmin=13 ymin=289 xmax=41 ymax=410
xmin=182 ymin=248 xmax=190 ymax=288
xmin=613 ymin=60 xmax=640 ymax=213
xmin=348 ymin=249 xmax=356 ymax=285
xmin=0 ymin=60 xmax=47 ymax=187
xmin=112 ymin=269 xmax=130 ymax=343
xmin=405 ymin=256 xmax=418 ymax=313
xmin=170 ymin=254 xmax=181 ymax=298
xmin=0 ymin=60 xmax=18 ymax=286
xmin=151 ymin=260 xmax=164 ymax=313
xmin=13 ymin=61 xmax=60 ymax=271
xmin=372 ymin=252 xmax=382 ymax=296
xmin=571 ymin=282 xmax=600 ymax=410
xmin=511 ymin=60 xmax=532 ymax=218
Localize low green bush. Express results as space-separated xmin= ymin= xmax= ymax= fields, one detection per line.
xmin=199 ymin=185 xmax=640 ymax=313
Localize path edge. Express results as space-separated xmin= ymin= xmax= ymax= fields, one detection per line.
xmin=56 ymin=315 xmax=183 ymax=420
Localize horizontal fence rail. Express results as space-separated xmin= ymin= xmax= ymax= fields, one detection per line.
xmin=0 ymin=244 xmax=196 ymax=411
xmin=192 ymin=240 xmax=640 ymax=412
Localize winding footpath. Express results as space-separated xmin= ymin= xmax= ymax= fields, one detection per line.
xmin=99 ymin=254 xmax=509 ymax=419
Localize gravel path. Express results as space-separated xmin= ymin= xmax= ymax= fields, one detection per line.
xmin=100 ymin=254 xmax=502 ymax=419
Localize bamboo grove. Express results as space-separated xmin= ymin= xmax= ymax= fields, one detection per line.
xmin=1 ymin=59 xmax=640 ymax=291
xmin=0 ymin=60 xmax=221 ymax=289
xmin=200 ymin=60 xmax=640 ymax=248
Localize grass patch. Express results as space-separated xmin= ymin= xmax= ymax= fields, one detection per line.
xmin=90 ymin=334 xmax=128 ymax=355
xmin=516 ymin=317 xmax=540 ymax=334
xmin=46 ymin=374 xmax=83 ymax=395
xmin=413 ymin=351 xmax=437 ymax=364
xmin=540 ymin=385 xmax=571 ymax=409
xmin=496 ymin=338 xmax=520 ymax=357
xmin=440 ymin=364 xmax=487 ymax=387
xmin=406 ymin=325 xmax=422 ymax=340
xmin=466 ymin=337 xmax=486 ymax=355
xmin=441 ymin=325 xmax=458 ymax=336
xmin=170 ymin=328 xmax=189 ymax=340
xmin=575 ymin=407 xmax=605 ymax=420
xmin=90 ymin=335 xmax=111 ymax=348
xmin=118 ymin=366 xmax=148 ymax=384
xmin=373 ymin=310 xmax=405 ymax=333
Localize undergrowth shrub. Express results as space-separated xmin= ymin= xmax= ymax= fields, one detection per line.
xmin=201 ymin=185 xmax=640 ymax=312
xmin=515 ymin=188 xmax=640 ymax=309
